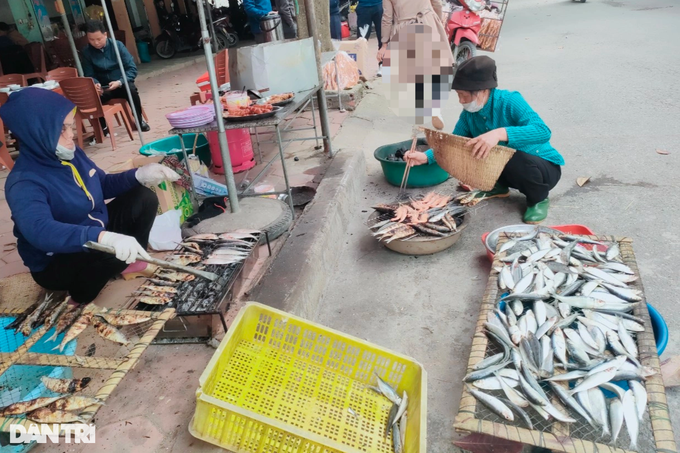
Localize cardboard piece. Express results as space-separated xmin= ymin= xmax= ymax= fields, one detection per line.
xmin=335 ymin=38 xmax=368 ymax=75
xmin=228 ymin=38 xmax=319 ymax=94
xmin=108 ymin=156 xmax=194 ymax=223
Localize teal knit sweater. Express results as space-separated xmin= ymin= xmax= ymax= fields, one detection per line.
xmin=425 ymin=89 xmax=565 ymax=166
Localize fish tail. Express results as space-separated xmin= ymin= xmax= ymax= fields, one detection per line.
xmin=51 ymin=344 xmax=61 ymax=351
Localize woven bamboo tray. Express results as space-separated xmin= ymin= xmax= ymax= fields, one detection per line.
xmin=0 ymin=304 xmax=175 ymax=431
xmin=453 ymin=234 xmax=678 ymax=453
xmin=422 ymin=128 xmax=515 ymax=191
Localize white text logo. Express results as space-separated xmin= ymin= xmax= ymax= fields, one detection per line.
xmin=9 ymin=424 xmax=96 ymax=444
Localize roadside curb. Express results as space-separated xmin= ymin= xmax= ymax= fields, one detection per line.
xmin=137 ymin=56 xmax=206 ymax=81
xmin=250 ymin=148 xmax=366 ymax=319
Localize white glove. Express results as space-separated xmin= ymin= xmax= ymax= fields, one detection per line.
xmin=135 ymin=163 xmax=180 ymax=187
xmin=98 ymin=232 xmax=151 ymax=264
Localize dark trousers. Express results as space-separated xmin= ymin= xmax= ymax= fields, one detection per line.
xmin=356 ymin=4 xmax=382 ymax=44
xmin=497 ymin=151 xmax=562 ymax=206
xmin=31 ymin=186 xmax=158 ymax=304
xmin=330 ymin=13 xmax=342 ymax=40
xmin=99 ymin=81 xmax=143 ymax=128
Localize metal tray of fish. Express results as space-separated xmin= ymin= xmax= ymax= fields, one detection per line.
xmin=453 ymin=232 xmax=677 ymax=453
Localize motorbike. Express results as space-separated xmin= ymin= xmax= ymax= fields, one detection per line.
xmin=445 ymin=0 xmax=499 ymax=67
xmin=445 ymin=0 xmax=484 ymax=67
xmin=155 ymin=3 xmax=238 ymax=59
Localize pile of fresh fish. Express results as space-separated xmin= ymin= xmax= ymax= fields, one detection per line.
xmin=466 ymin=230 xmax=651 ymax=450
xmin=369 ymin=192 xmax=467 ymax=243
xmin=131 ymin=230 xmax=260 ymax=307
xmin=0 ymin=376 xmax=100 ymax=423
xmin=367 ymin=373 xmax=408 ymax=453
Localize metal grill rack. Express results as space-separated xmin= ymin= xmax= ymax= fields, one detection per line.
xmin=126 ymin=232 xmax=269 ymax=343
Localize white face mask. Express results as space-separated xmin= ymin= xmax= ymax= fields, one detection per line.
xmin=462 ymin=99 xmax=484 ymax=113
xmin=56 ymin=143 xmax=76 ymax=161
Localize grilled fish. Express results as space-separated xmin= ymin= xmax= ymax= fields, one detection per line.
xmin=168 ymin=254 xmax=202 ymax=265
xmin=41 ymin=376 xmax=91 ymax=394
xmin=155 ymin=271 xmax=195 ymax=282
xmin=137 ymin=296 xmax=171 ymax=305
xmin=139 ymin=285 xmax=178 ymax=294
xmin=47 ymin=303 xmax=83 ymax=343
xmin=96 ymin=312 xmax=151 ymax=326
xmin=49 ymin=396 xmax=103 ymax=411
xmin=185 ymin=233 xmax=219 ymax=242
xmin=92 ymin=318 xmax=130 ymax=346
xmin=54 ymin=311 xmax=95 ymax=352
xmin=0 ymin=397 xmax=61 ymax=416
xmin=27 ymin=407 xmax=87 ymax=424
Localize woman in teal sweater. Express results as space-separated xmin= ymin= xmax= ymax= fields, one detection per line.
xmin=406 ymin=56 xmax=564 ymax=224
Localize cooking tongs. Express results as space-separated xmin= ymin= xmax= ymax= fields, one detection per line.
xmin=84 ymin=241 xmax=226 ymax=285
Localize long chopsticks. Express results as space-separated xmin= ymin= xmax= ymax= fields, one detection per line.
xmin=399 ymin=135 xmax=419 ymax=195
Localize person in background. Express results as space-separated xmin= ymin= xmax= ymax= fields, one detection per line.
xmin=274 ymin=0 xmax=297 ymax=39
xmin=80 ymin=21 xmax=150 ymax=132
xmin=405 ymin=57 xmax=564 ymax=224
xmin=330 ymin=0 xmax=342 ymax=40
xmin=243 ymin=0 xmax=273 ymax=43
xmin=0 ymin=88 xmax=179 ymax=305
xmin=356 ymin=0 xmax=382 ymax=44
xmin=0 ymin=22 xmax=29 ymax=47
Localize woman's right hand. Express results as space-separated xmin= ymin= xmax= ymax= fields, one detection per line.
xmin=404 ymin=151 xmax=428 ymax=166
xmin=377 ymin=45 xmax=387 ymax=62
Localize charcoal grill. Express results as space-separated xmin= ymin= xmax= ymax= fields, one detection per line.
xmin=126 ymin=232 xmax=269 ymax=343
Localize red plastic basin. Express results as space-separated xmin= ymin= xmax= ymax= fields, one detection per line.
xmin=481 ymin=224 xmax=596 ymax=262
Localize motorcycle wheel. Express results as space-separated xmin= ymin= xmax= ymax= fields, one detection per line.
xmin=225 ymin=32 xmax=239 ymax=48
xmin=455 ymin=40 xmax=477 ymax=67
xmin=155 ymin=39 xmax=176 ymax=59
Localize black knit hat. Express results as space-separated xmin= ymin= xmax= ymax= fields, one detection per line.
xmin=451 ymin=56 xmax=498 ymax=91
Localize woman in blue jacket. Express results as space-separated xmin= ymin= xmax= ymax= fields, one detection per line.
xmin=0 ymin=89 xmax=178 ymax=304
xmin=406 ymin=57 xmax=564 ymax=224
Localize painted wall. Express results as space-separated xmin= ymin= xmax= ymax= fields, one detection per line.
xmin=7 ymin=0 xmax=44 ymax=42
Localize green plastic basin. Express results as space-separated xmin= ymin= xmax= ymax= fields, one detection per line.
xmin=374 ymin=138 xmax=449 ymax=188
xmin=139 ymin=134 xmax=212 ymax=167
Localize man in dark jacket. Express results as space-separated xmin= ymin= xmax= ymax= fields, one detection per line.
xmin=356 ymin=0 xmax=382 ymax=44
xmin=329 ymin=0 xmax=342 ymax=40
xmin=81 ymin=21 xmax=149 ymax=132
xmin=243 ymin=0 xmax=272 ymax=43
xmin=0 ymin=88 xmax=179 ymax=304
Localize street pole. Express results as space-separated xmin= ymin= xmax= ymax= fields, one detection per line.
xmin=100 ymin=0 xmax=146 ymax=145
xmin=56 ymin=0 xmax=83 ymax=76
xmin=196 ymin=0 xmax=240 ymax=213
xmin=205 ymin=2 xmax=218 ymax=54
xmin=302 ymin=0 xmax=334 ymax=156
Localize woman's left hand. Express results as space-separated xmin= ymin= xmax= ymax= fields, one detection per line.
xmin=466 ymin=129 xmax=505 ymax=160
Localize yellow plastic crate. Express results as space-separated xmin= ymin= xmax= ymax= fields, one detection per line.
xmin=190 ymin=302 xmax=427 ymax=453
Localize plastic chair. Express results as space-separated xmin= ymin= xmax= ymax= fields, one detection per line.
xmin=105 ymin=98 xmax=148 ymax=131
xmin=46 ymin=67 xmax=78 ymax=82
xmin=23 ymin=42 xmax=49 ymax=82
xmin=189 ymin=49 xmax=229 ymax=105
xmin=0 ymin=92 xmax=14 ymax=170
xmin=48 ymin=38 xmax=78 ymax=68
xmin=0 ymin=74 xmax=27 ymax=87
xmin=113 ymin=30 xmax=126 ymax=46
xmin=59 ymin=77 xmax=133 ymax=150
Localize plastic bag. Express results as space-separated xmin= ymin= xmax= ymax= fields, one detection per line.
xmin=148 ymin=209 xmax=183 ymax=251
xmin=323 ymin=51 xmax=360 ymax=91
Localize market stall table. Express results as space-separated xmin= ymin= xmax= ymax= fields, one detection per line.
xmin=169 ymin=86 xmax=327 ymax=214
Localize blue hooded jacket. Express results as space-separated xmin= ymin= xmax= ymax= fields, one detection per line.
xmin=0 ymin=89 xmax=140 ymax=272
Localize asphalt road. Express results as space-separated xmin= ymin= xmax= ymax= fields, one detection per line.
xmin=318 ymin=0 xmax=680 ymax=451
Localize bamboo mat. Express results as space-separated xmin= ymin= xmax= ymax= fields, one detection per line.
xmin=453 ymin=234 xmax=678 ymax=453
xmin=0 ymin=297 xmax=175 ymax=431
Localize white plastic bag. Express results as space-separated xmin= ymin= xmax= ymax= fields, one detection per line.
xmin=149 ymin=209 xmax=182 ymax=251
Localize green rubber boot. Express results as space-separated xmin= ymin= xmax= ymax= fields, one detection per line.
xmin=523 ymin=198 xmax=550 ymax=224
xmin=474 ymin=184 xmax=510 ymax=199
